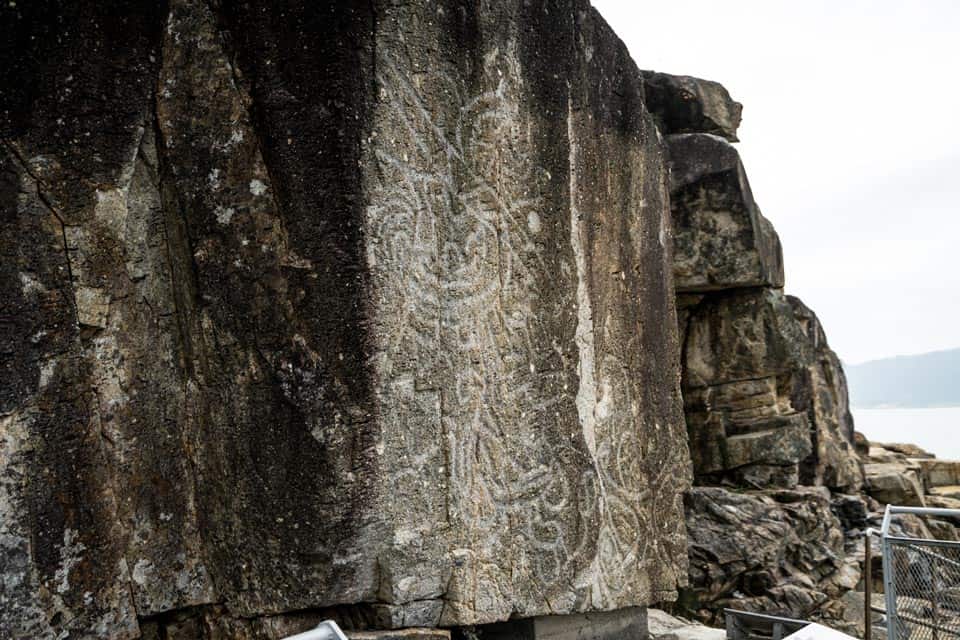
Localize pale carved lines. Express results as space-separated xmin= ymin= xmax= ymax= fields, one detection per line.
xmin=366 ymin=44 xmax=660 ymax=613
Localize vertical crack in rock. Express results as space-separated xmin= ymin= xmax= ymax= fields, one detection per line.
xmin=1 ymin=141 xmax=79 ymax=324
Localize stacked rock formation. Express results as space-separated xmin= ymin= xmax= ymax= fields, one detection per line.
xmin=642 ymin=72 xmax=868 ymax=628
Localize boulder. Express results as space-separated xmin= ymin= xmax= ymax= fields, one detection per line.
xmin=864 ymin=463 xmax=926 ymax=506
xmin=641 ymin=72 xmax=743 ymax=141
xmin=874 ymin=443 xmax=935 ymax=459
xmin=0 ymin=0 xmax=693 ymax=636
xmin=925 ymin=494 xmax=960 ymax=513
xmin=647 ymin=609 xmax=725 ymax=640
xmin=925 ymin=519 xmax=959 ymax=541
xmin=667 ymin=134 xmax=785 ymax=292
xmin=916 ymin=459 xmax=960 ymax=488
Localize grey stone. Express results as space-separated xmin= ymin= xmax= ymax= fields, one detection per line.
xmin=864 ymin=462 xmax=927 ymax=506
xmin=647 ymin=609 xmax=725 ymax=640
xmin=0 ymin=0 xmax=691 ymax=635
xmin=641 ymin=72 xmax=743 ymax=141
xmin=667 ymin=133 xmax=784 ymax=292
xmin=682 ymin=487 xmax=857 ymax=629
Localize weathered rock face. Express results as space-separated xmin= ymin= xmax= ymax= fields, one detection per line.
xmin=1 ymin=1 xmax=692 ymax=637
xmin=683 ymin=487 xmax=860 ymax=628
xmin=640 ymin=72 xmax=743 ymax=142
xmin=787 ymin=297 xmax=863 ymax=490
xmin=640 ymin=65 xmax=865 ymax=630
xmin=682 ymin=289 xmax=813 ymax=488
xmin=661 ymin=96 xmax=862 ymax=492
xmin=668 ymin=134 xmax=784 ymax=292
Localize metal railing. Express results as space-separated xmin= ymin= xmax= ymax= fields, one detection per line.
xmin=869 ymin=505 xmax=960 ymax=640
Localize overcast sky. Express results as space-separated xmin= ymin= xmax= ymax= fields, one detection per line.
xmin=592 ymin=0 xmax=960 ymax=364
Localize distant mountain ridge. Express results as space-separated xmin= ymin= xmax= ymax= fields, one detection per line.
xmin=846 ymin=347 xmax=960 ymax=408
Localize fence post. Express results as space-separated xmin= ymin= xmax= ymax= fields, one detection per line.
xmin=866 ymin=531 xmax=872 ymax=640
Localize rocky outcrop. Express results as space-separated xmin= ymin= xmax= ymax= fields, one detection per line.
xmin=2 ymin=1 xmax=929 ymax=639
xmin=640 ymin=73 xmax=743 ymax=142
xmin=683 ymin=487 xmax=861 ymax=628
xmin=660 ymin=102 xmax=862 ymax=493
xmin=668 ymin=134 xmax=784 ymax=292
xmin=644 ymin=65 xmax=866 ymax=632
xmin=1 ymin=1 xmax=693 ymax=638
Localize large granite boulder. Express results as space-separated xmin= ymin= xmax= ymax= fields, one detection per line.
xmin=862 ymin=445 xmax=926 ymax=506
xmin=864 ymin=463 xmax=927 ymax=506
xmin=641 ymin=72 xmax=743 ymax=141
xmin=1 ymin=1 xmax=692 ymax=637
xmin=667 ymin=133 xmax=784 ymax=293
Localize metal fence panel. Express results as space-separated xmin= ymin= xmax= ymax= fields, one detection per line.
xmin=878 ymin=506 xmax=960 ymax=640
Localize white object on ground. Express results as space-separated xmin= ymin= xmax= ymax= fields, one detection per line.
xmin=783 ymin=622 xmax=859 ymax=640
xmin=282 ymin=620 xmax=349 ymax=640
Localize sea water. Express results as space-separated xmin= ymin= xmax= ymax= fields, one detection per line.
xmin=853 ymin=406 xmax=960 ymax=460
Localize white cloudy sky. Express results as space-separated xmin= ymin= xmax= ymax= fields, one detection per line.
xmin=592 ymin=0 xmax=960 ymax=364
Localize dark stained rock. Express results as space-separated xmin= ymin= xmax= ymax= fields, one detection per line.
xmin=830 ymin=494 xmax=869 ymax=532
xmin=682 ymin=487 xmax=860 ymax=629
xmin=667 ymin=133 xmax=784 ymax=292
xmin=453 ymin=608 xmax=647 ymax=640
xmin=0 ymin=0 xmax=692 ymax=636
xmin=641 ymin=72 xmax=743 ymax=141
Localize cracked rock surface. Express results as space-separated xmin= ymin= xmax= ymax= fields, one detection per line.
xmin=1 ymin=1 xmax=691 ymax=637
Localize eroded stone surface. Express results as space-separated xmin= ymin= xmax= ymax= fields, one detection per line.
xmin=641 ymin=72 xmax=743 ymax=141
xmin=682 ymin=289 xmax=813 ymax=486
xmin=683 ymin=487 xmax=860 ymax=629
xmin=0 ymin=0 xmax=691 ymax=636
xmin=667 ymin=133 xmax=784 ymax=293
xmin=788 ymin=297 xmax=863 ymax=490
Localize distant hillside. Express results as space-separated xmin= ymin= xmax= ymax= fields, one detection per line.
xmin=846 ymin=347 xmax=960 ymax=408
